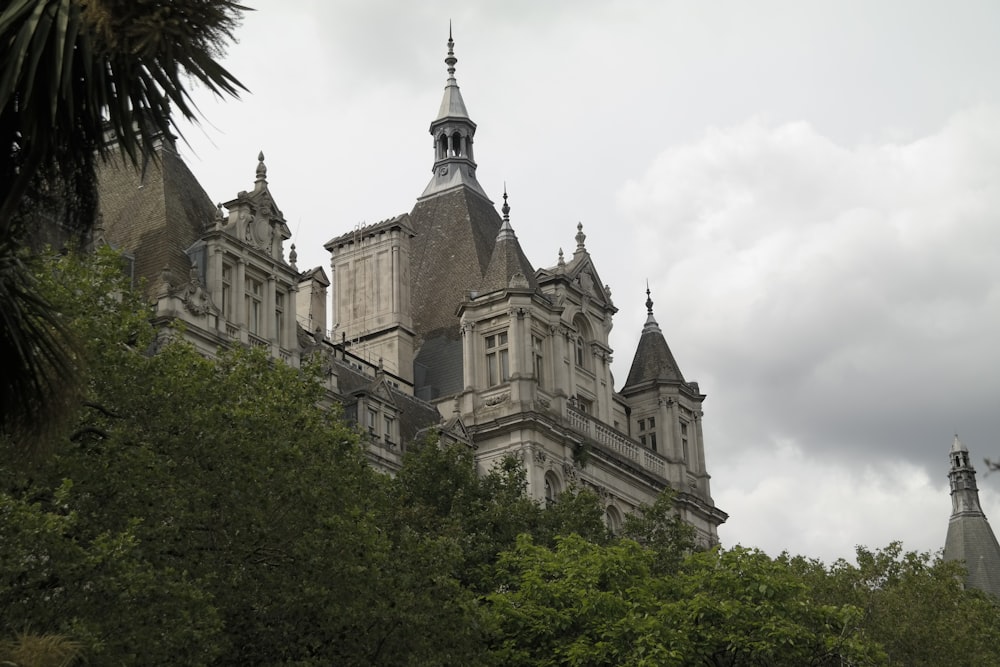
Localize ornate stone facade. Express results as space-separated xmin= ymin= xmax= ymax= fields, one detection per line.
xmin=96 ymin=32 xmax=727 ymax=545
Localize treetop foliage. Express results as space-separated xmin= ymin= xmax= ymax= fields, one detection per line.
xmin=3 ymin=250 xmax=1000 ymax=666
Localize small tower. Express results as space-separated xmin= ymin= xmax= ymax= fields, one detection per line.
xmin=943 ymin=435 xmax=1000 ymax=597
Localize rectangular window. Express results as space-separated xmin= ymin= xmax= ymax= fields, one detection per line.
xmin=648 ymin=416 xmax=655 ymax=429
xmin=649 ymin=432 xmax=657 ymax=452
xmin=638 ymin=418 xmax=646 ymax=432
xmin=486 ymin=331 xmax=509 ymax=386
xmin=367 ymin=408 xmax=378 ymax=435
xmin=384 ymin=415 xmax=394 ymax=444
xmin=639 ymin=435 xmax=647 ymax=446
xmin=275 ymin=291 xmax=285 ymax=345
xmin=246 ymin=276 xmax=263 ymax=334
xmin=577 ymin=397 xmax=592 ymax=414
xmin=682 ymin=439 xmax=689 ymax=462
xmin=221 ymin=264 xmax=233 ymax=318
xmin=532 ymin=335 xmax=544 ymax=386
xmin=680 ymin=422 xmax=688 ymax=436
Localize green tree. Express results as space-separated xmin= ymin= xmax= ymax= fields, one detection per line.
xmin=0 ymin=0 xmax=246 ymax=449
xmin=0 ymin=249 xmax=486 ymax=665
xmin=487 ymin=536 xmax=885 ymax=667
xmin=790 ymin=543 xmax=1000 ymax=666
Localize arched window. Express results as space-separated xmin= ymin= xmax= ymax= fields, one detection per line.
xmin=544 ymin=471 xmax=561 ymax=508
xmin=605 ymin=506 xmax=623 ymax=535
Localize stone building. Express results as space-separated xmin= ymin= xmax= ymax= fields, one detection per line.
xmin=95 ymin=32 xmax=727 ymax=544
xmin=943 ymin=436 xmax=1000 ymax=597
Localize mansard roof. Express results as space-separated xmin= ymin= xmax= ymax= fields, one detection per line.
xmin=622 ymin=290 xmax=686 ymax=392
xmin=96 ymin=137 xmax=216 ymax=289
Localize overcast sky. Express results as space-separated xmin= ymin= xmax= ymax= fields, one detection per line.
xmin=177 ymin=0 xmax=1000 ymax=564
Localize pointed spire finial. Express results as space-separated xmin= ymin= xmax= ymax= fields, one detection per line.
xmin=289 ymin=243 xmax=298 ymax=270
xmin=256 ymin=151 xmax=267 ymax=182
xmin=645 ymin=282 xmax=654 ymax=315
xmin=557 ymin=248 xmax=565 ymax=268
xmin=445 ymin=24 xmax=457 ymax=83
xmin=575 ymin=222 xmax=587 ymax=253
xmin=502 ymin=183 xmax=510 ymax=222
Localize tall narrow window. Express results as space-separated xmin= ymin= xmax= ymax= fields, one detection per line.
xmin=275 ymin=291 xmax=285 ymax=346
xmin=246 ymin=276 xmax=263 ymax=335
xmin=384 ymin=416 xmax=395 ymax=444
xmin=681 ymin=422 xmax=689 ymax=462
xmin=367 ymin=408 xmax=378 ymax=436
xmin=575 ymin=336 xmax=586 ymax=368
xmin=485 ymin=331 xmax=509 ymax=386
xmin=221 ymin=264 xmax=233 ymax=319
xmin=532 ymin=334 xmax=544 ymax=386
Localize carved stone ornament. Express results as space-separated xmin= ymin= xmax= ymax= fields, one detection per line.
xmin=534 ymin=449 xmax=548 ymax=467
xmin=483 ymin=392 xmax=510 ymax=407
xmin=167 ymin=265 xmax=218 ymax=317
xmin=562 ymin=461 xmax=579 ymax=482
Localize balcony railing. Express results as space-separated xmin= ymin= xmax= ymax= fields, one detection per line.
xmin=566 ymin=405 xmax=667 ymax=479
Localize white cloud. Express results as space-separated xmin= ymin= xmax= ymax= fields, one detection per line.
xmin=617 ymin=108 xmax=1000 ymax=558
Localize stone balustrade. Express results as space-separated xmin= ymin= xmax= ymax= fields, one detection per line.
xmin=567 ymin=405 xmax=667 ymax=478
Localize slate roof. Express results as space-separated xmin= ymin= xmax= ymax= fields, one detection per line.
xmin=408 ymin=187 xmax=502 ymax=341
xmin=96 ymin=140 xmax=216 ymax=290
xmin=945 ymin=515 xmax=1000 ymax=598
xmin=622 ymin=308 xmax=685 ymax=391
xmin=334 ymin=355 xmax=441 ymax=444
xmin=480 ymin=219 xmax=537 ymax=293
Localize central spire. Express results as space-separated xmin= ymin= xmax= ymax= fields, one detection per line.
xmin=420 ymin=26 xmax=487 ymax=200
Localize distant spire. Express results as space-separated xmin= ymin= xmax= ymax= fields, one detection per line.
xmin=502 ymin=185 xmax=510 ymax=221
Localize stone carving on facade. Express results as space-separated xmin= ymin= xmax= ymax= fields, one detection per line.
xmin=562 ymin=461 xmax=579 ymax=483
xmin=483 ymin=392 xmax=510 ymax=407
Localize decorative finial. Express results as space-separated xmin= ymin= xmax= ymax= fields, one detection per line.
xmin=502 ymin=183 xmax=510 ymax=222
xmin=289 ymin=243 xmax=298 ymax=270
xmin=256 ymin=151 xmax=267 ymax=182
xmin=575 ymin=222 xmax=586 ymax=252
xmin=557 ymin=248 xmax=565 ymax=267
xmin=445 ymin=24 xmax=457 ymax=83
xmin=645 ymin=282 xmax=654 ymax=315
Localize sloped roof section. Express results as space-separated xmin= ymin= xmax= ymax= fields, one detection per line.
xmin=622 ymin=292 xmax=685 ymax=391
xmin=408 ymin=187 xmax=502 ymax=341
xmin=97 ymin=139 xmax=216 ymax=290
xmin=480 ymin=199 xmax=537 ymax=293
xmin=945 ymin=516 xmax=1000 ymax=598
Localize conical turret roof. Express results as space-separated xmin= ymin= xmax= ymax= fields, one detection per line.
xmin=622 ymin=288 xmax=685 ymax=391
xmin=480 ymin=191 xmax=537 ymax=293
